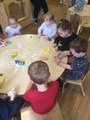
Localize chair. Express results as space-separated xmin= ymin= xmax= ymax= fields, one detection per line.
xmin=77 ymin=16 xmax=90 ymax=35
xmin=21 ymin=102 xmax=63 ymax=120
xmin=62 ymin=62 xmax=90 ymax=96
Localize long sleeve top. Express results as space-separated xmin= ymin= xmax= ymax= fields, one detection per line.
xmin=38 ymin=22 xmax=57 ymax=40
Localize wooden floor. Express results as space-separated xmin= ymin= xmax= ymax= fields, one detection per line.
xmin=1 ymin=0 xmax=90 ymax=120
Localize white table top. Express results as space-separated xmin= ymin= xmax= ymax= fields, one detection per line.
xmin=0 ymin=35 xmax=67 ymax=94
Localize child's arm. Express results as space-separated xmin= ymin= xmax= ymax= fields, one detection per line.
xmin=18 ymin=24 xmax=21 ymax=35
xmin=7 ymin=88 xmax=17 ymax=101
xmin=38 ymin=22 xmax=45 ymax=36
xmin=5 ymin=32 xmax=8 ymax=38
xmin=54 ymin=56 xmax=72 ymax=70
xmin=58 ymin=50 xmax=71 ymax=56
xmin=46 ymin=23 xmax=57 ymax=40
xmin=24 ymin=78 xmax=34 ymax=93
xmin=5 ymin=27 xmax=9 ymax=38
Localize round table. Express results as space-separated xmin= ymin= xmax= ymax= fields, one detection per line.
xmin=0 ymin=35 xmax=67 ymax=94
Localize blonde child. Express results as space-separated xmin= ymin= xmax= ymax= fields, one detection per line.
xmin=38 ymin=12 xmax=57 ymax=41
xmin=5 ymin=16 xmax=21 ymax=38
xmin=23 ymin=61 xmax=59 ymax=114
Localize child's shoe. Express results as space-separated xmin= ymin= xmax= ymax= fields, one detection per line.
xmin=33 ymin=19 xmax=38 ymax=24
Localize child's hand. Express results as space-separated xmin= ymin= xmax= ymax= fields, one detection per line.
xmin=10 ymin=92 xmax=17 ymax=101
xmin=54 ymin=46 xmax=58 ymax=52
xmin=38 ymin=33 xmax=43 ymax=38
xmin=42 ymin=36 xmax=48 ymax=40
xmin=7 ymin=88 xmax=17 ymax=101
xmin=53 ymin=43 xmax=57 ymax=48
xmin=54 ymin=56 xmax=60 ymax=65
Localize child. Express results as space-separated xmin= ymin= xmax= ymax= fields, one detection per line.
xmin=54 ymin=37 xmax=88 ymax=84
xmin=38 ymin=12 xmax=57 ymax=41
xmin=53 ymin=19 xmax=78 ymax=63
xmin=5 ymin=16 xmax=21 ymax=38
xmin=0 ymin=90 xmax=24 ymax=120
xmin=54 ymin=19 xmax=78 ymax=52
xmin=23 ymin=61 xmax=59 ymax=114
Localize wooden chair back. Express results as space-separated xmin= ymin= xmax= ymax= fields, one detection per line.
xmin=21 ymin=102 xmax=63 ymax=120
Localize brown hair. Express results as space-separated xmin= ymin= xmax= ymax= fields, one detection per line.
xmin=57 ymin=19 xmax=72 ymax=33
xmin=70 ymin=37 xmax=88 ymax=53
xmin=28 ymin=61 xmax=50 ymax=85
xmin=44 ymin=12 xmax=55 ymax=21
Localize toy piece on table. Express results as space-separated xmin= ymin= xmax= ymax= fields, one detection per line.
xmin=0 ymin=73 xmax=3 ymax=76
xmin=15 ymin=60 xmax=20 ymax=64
xmin=0 ymin=73 xmax=5 ymax=84
xmin=18 ymin=60 xmax=25 ymax=66
xmin=43 ymin=48 xmax=51 ymax=54
xmin=30 ymin=36 xmax=32 ymax=38
xmin=18 ymin=53 xmax=23 ymax=57
xmin=6 ymin=40 xmax=12 ymax=45
xmin=14 ymin=60 xmax=25 ymax=66
xmin=11 ymin=52 xmax=18 ymax=58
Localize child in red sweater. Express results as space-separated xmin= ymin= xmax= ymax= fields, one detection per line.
xmin=23 ymin=61 xmax=59 ymax=114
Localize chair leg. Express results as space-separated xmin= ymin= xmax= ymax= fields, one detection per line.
xmin=77 ymin=24 xmax=82 ymax=35
xmin=80 ymin=84 xmax=85 ymax=96
xmin=62 ymin=82 xmax=67 ymax=94
xmin=89 ymin=37 xmax=90 ymax=42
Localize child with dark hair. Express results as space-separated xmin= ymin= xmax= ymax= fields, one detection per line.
xmin=23 ymin=61 xmax=59 ymax=114
xmin=54 ymin=19 xmax=78 ymax=52
xmin=53 ymin=19 xmax=78 ymax=63
xmin=54 ymin=37 xmax=88 ymax=83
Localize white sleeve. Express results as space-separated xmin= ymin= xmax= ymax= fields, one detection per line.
xmin=38 ymin=22 xmax=45 ymax=34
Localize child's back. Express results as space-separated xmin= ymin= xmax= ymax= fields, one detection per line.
xmin=24 ymin=81 xmax=59 ymax=114
xmin=23 ymin=61 xmax=59 ymax=114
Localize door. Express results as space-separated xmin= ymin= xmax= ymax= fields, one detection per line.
xmin=3 ymin=0 xmax=32 ymax=28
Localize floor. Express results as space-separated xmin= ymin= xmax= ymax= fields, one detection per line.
xmin=0 ymin=0 xmax=90 ymax=120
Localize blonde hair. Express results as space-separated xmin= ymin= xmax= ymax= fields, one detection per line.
xmin=44 ymin=12 xmax=55 ymax=22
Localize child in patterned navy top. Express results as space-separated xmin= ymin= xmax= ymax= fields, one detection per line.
xmin=54 ymin=37 xmax=88 ymax=82
xmin=5 ymin=16 xmax=21 ymax=38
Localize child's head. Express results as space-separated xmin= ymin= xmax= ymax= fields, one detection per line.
xmin=28 ymin=61 xmax=50 ymax=85
xmin=8 ymin=16 xmax=18 ymax=28
xmin=44 ymin=12 xmax=55 ymax=26
xmin=70 ymin=37 xmax=88 ymax=57
xmin=57 ymin=19 xmax=72 ymax=38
